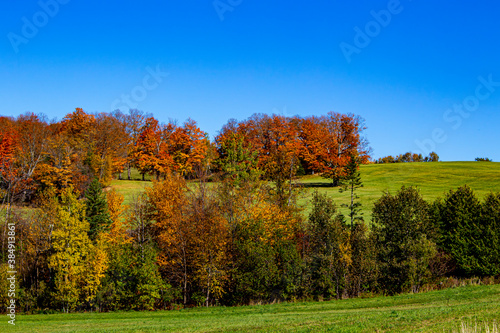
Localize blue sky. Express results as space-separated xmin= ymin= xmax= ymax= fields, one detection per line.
xmin=1 ymin=0 xmax=499 ymax=161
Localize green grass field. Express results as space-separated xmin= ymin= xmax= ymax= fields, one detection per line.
xmin=111 ymin=162 xmax=500 ymax=221
xmin=4 ymin=284 xmax=499 ymax=332
xmin=3 ymin=162 xmax=498 ymax=332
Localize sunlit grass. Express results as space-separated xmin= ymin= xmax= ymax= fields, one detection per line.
xmin=111 ymin=162 xmax=500 ymax=222
xmin=6 ymin=284 xmax=500 ymax=332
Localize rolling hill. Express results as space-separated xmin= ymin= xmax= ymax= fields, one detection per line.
xmin=112 ymin=162 xmax=500 ymax=222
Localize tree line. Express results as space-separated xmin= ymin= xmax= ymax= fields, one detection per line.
xmin=375 ymin=151 xmax=439 ymax=164
xmin=0 ymin=166 xmax=498 ymax=312
xmin=0 ymin=109 xmax=498 ymax=313
xmin=0 ymin=108 xmax=369 ymax=209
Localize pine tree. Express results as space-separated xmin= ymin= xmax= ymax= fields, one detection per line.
xmin=339 ymin=154 xmax=363 ymax=228
xmin=435 ymin=185 xmax=496 ymax=276
xmin=85 ymin=177 xmax=112 ymax=241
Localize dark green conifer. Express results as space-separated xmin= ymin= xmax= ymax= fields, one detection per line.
xmin=339 ymin=154 xmax=364 ymax=228
xmin=85 ymin=177 xmax=112 ymax=241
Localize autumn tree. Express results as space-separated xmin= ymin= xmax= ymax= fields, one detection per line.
xmin=300 ymin=112 xmax=369 ymax=186
xmin=12 ymin=113 xmax=50 ymax=201
xmin=167 ymin=119 xmax=211 ymax=178
xmin=231 ymin=114 xmax=302 ymax=207
xmin=189 ymin=186 xmax=230 ymax=307
xmin=105 ymin=189 xmax=130 ymax=247
xmin=97 ymin=189 xmax=167 ymax=311
xmin=7 ymin=188 xmax=59 ymax=311
xmin=258 ymin=115 xmax=302 ymax=207
xmin=89 ymin=112 xmax=128 ymax=185
xmin=35 ymin=108 xmax=99 ymax=196
xmin=48 ymin=186 xmax=107 ymax=312
xmin=146 ymin=174 xmax=230 ymax=307
xmin=60 ymin=108 xmax=96 ymax=148
xmin=35 ymin=133 xmax=78 ymax=195
xmin=215 ymin=130 xmax=261 ymax=229
xmin=145 ymin=175 xmax=193 ymax=304
xmin=1 ymin=113 xmax=50 ymax=218
xmin=0 ymin=119 xmax=18 ymax=223
xmin=120 ymin=109 xmax=152 ymax=180
xmin=133 ymin=117 xmax=173 ymax=180
xmin=228 ymin=185 xmax=302 ymax=304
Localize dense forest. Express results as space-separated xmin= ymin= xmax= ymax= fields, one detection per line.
xmin=0 ymin=109 xmax=498 ymax=313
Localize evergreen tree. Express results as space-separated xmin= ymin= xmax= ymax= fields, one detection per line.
xmin=480 ymin=192 xmax=500 ymax=276
xmin=372 ymin=186 xmax=437 ymax=294
xmin=347 ymin=221 xmax=377 ymax=297
xmin=307 ymin=191 xmax=350 ymax=299
xmin=434 ymin=186 xmax=498 ymax=276
xmin=85 ymin=177 xmax=112 ymax=241
xmin=339 ymin=154 xmax=363 ymax=228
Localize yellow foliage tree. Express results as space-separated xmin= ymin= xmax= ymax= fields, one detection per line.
xmin=48 ymin=186 xmax=108 ymax=312
xmin=146 ymin=175 xmax=230 ymax=306
xmin=105 ymin=189 xmax=130 ymax=247
xmin=190 ymin=189 xmax=230 ymax=306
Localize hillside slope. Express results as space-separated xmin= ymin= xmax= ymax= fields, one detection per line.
xmin=298 ymin=161 xmax=500 ymax=221
xmin=111 ymin=162 xmax=500 ymax=222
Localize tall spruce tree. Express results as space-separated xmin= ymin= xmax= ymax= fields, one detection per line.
xmin=339 ymin=154 xmax=363 ymax=228
xmin=434 ymin=185 xmax=498 ymax=276
xmin=85 ymin=177 xmax=112 ymax=241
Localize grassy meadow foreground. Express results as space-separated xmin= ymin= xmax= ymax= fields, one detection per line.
xmin=5 ymin=284 xmax=499 ymax=332
xmin=113 ymin=161 xmax=500 ymax=220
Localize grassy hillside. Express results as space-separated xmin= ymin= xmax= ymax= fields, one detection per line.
xmin=111 ymin=162 xmax=500 ymax=222
xmin=298 ymin=161 xmax=500 ymax=221
xmin=6 ymin=284 xmax=500 ymax=332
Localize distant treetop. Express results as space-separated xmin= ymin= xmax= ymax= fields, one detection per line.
xmin=374 ymin=151 xmax=439 ymax=164
xmin=475 ymin=157 xmax=492 ymax=162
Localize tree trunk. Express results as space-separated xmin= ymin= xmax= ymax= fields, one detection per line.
xmin=183 ymin=248 xmax=188 ymax=305
xmin=350 ymin=184 xmax=354 ymax=228
xmin=288 ymin=157 xmax=295 ymax=207
xmin=206 ymin=266 xmax=211 ymax=307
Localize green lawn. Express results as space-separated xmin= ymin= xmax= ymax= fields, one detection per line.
xmin=4 ymin=284 xmax=499 ymax=332
xmin=108 ymin=180 xmax=151 ymax=206
xmin=111 ymin=162 xmax=500 ymax=221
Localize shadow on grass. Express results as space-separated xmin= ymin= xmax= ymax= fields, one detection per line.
xmin=296 ymin=182 xmax=336 ymax=188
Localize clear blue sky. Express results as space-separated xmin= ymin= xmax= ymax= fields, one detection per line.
xmin=1 ymin=1 xmax=499 ymax=161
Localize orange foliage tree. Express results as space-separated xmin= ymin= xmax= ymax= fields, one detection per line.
xmin=133 ymin=117 xmax=173 ymax=180
xmin=146 ymin=174 xmax=230 ymax=306
xmin=300 ymin=112 xmax=370 ymax=185
xmin=145 ymin=175 xmax=192 ymax=304
xmin=217 ymin=114 xmax=302 ymax=207
xmin=90 ymin=113 xmax=128 ymax=185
